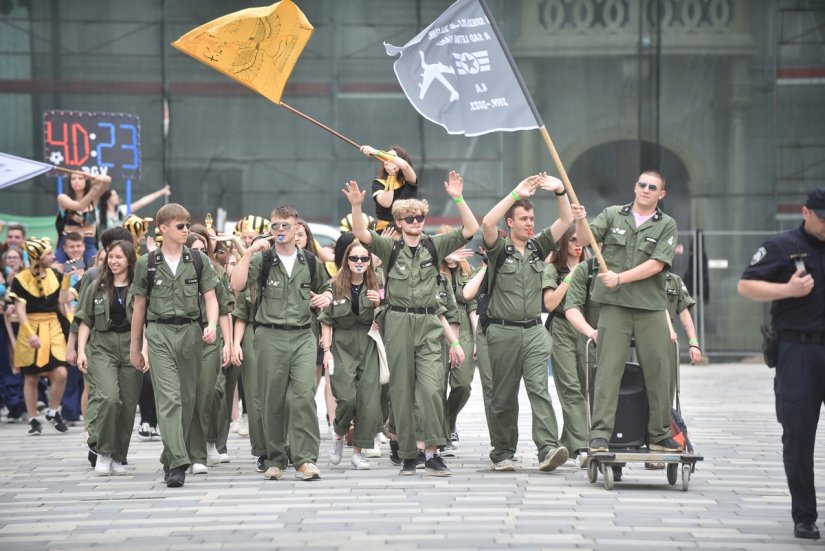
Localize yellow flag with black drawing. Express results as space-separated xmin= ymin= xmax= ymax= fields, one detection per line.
xmin=172 ymin=0 xmax=313 ymax=105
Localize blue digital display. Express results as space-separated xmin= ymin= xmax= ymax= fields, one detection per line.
xmin=43 ymin=110 xmax=141 ymax=180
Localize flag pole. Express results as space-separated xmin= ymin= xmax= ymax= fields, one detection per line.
xmin=280 ymin=102 xmax=361 ymax=150
xmin=53 ymin=166 xmax=97 ymax=178
xmin=478 ymin=0 xmax=607 ymax=273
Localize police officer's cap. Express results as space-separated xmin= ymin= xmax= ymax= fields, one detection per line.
xmin=805 ymin=188 xmax=825 ymax=218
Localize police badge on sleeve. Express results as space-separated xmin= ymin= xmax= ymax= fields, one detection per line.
xmin=750 ymin=246 xmax=766 ymax=266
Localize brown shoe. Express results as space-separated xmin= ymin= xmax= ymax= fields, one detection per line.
xmin=295 ymin=462 xmax=321 ymax=480
xmin=263 ymin=466 xmax=282 ymax=480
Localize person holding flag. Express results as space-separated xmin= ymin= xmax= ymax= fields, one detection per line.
xmin=359 ymin=145 xmax=418 ymax=232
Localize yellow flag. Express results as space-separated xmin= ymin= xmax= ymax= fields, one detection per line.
xmin=172 ymin=0 xmax=313 ymax=105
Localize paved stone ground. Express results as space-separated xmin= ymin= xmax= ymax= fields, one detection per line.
xmin=1 ymin=362 xmax=823 ymax=550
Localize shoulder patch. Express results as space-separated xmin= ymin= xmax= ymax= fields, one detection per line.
xmin=750 ymin=246 xmax=766 ymax=266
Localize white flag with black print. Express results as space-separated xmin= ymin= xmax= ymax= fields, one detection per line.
xmin=0 ymin=152 xmax=53 ymax=190
xmin=385 ymin=0 xmax=543 ymax=137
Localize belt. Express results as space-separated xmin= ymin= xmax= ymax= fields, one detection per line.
xmin=389 ymin=306 xmax=436 ymax=315
xmin=489 ymin=317 xmax=542 ymax=328
xmin=153 ymin=317 xmax=200 ymax=326
xmin=108 ymin=324 xmax=131 ymax=334
xmin=778 ymin=330 xmax=825 ymax=344
xmin=257 ymin=323 xmax=311 ymax=331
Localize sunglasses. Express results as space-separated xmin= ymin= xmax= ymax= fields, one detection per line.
xmin=175 ymin=223 xmax=191 ymax=230
xmin=636 ymin=181 xmax=659 ymax=191
xmin=400 ymin=214 xmax=425 ymax=224
xmin=348 ymin=255 xmax=371 ymax=263
xmin=272 ymin=222 xmax=292 ymax=230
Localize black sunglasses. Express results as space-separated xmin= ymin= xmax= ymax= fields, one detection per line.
xmin=401 ymin=214 xmax=425 ymax=224
xmin=636 ymin=182 xmax=659 ymax=191
xmin=175 ymin=223 xmax=191 ymax=230
xmin=348 ymin=255 xmax=371 ymax=263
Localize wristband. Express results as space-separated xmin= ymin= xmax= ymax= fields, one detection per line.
xmin=453 ymin=196 xmax=464 ymax=205
xmin=554 ymin=188 xmax=567 ymax=196
xmin=451 ymin=341 xmax=461 ymax=348
xmin=689 ymin=345 xmax=701 ymax=350
xmin=207 ymin=322 xmax=217 ymax=331
xmin=510 ymin=190 xmax=521 ymax=201
xmin=688 ymin=337 xmax=699 ymax=346
xmin=562 ymin=276 xmax=572 ymax=284
xmin=61 ymin=276 xmax=72 ymax=290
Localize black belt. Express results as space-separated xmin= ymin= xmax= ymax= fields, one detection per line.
xmin=257 ymin=323 xmax=311 ymax=331
xmin=779 ymin=330 xmax=825 ymax=344
xmin=489 ymin=317 xmax=542 ymax=328
xmin=389 ymin=306 xmax=436 ymax=315
xmin=153 ymin=317 xmax=200 ymax=326
xmin=108 ymin=325 xmax=131 ymax=334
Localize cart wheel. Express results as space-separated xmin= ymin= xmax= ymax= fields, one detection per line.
xmin=666 ymin=463 xmax=678 ymax=485
xmin=603 ymin=464 xmax=614 ymax=490
xmin=612 ymin=465 xmax=623 ymax=482
xmin=681 ymin=464 xmax=691 ymax=492
xmin=587 ymin=459 xmax=598 ymax=483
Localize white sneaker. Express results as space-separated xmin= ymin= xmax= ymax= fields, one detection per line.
xmin=237 ymin=414 xmax=249 ymax=437
xmin=137 ymin=422 xmax=151 ymax=441
xmin=364 ymin=435 xmax=382 ymax=458
xmin=191 ymin=463 xmax=208 ymax=475
xmin=219 ymin=453 xmax=230 ymax=463
xmin=206 ymin=443 xmax=221 ymax=466
xmin=491 ymin=458 xmax=516 ymax=472
xmin=95 ymin=454 xmax=113 ymax=476
xmin=350 ymin=453 xmax=370 ymax=470
xmin=111 ymin=458 xmax=127 ymax=475
xmin=230 ymin=420 xmax=239 ymax=433
xmin=329 ymin=437 xmax=343 ymax=465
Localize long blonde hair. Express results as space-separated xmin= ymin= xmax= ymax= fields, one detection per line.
xmin=330 ymin=240 xmax=379 ymax=300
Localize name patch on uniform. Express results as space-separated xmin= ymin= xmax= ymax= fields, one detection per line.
xmin=185 ymin=278 xmax=198 ymax=285
xmin=421 ymin=261 xmax=434 ymax=268
xmin=645 ymin=237 xmax=658 ymax=244
xmin=300 ymin=282 xmax=311 ymax=290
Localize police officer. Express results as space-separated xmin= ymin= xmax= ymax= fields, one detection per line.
xmin=230 ymin=205 xmax=331 ymax=482
xmin=480 ymin=172 xmax=572 ymax=472
xmin=343 ymin=171 xmax=478 ymax=477
xmin=738 ymin=188 xmax=825 ymax=540
xmin=575 ymin=170 xmax=680 ymax=455
xmin=130 ymin=203 xmax=221 ymax=488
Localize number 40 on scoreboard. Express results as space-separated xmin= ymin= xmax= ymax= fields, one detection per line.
xmin=43 ymin=110 xmax=141 ymax=180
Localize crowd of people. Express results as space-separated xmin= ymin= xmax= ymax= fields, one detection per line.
xmin=0 ymin=149 xmax=704 ymax=491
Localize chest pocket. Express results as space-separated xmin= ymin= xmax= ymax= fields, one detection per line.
xmin=263 ymin=279 xmax=285 ymax=299
xmin=603 ymin=232 xmax=628 ymax=247
xmin=637 ymin=237 xmax=658 ymax=256
xmin=182 ymin=277 xmax=200 ymax=312
xmin=329 ymin=299 xmax=353 ymax=319
xmin=497 ymin=259 xmax=518 ymax=281
xmin=93 ymin=298 xmax=109 ymax=330
xmin=150 ymin=278 xmax=174 ymax=316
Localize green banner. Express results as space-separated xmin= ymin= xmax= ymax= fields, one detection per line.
xmin=0 ymin=213 xmax=58 ymax=244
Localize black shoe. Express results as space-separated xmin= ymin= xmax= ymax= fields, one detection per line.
xmin=45 ymin=411 xmax=68 ymax=433
xmin=612 ymin=465 xmax=623 ymax=482
xmin=794 ymin=522 xmax=820 ymax=540
xmin=166 ymin=468 xmax=186 ymax=488
xmin=415 ymin=450 xmax=425 ymax=469
xmin=389 ymin=440 xmax=402 ymax=466
xmin=400 ymin=458 xmax=417 ymax=476
xmin=256 ymin=455 xmax=266 ymax=473
xmin=285 ymin=446 xmax=293 ymax=468
xmin=449 ymin=431 xmax=459 ymax=445
xmin=424 ymin=455 xmax=452 ymax=477
xmin=649 ymin=437 xmax=684 ymax=452
xmin=588 ymin=438 xmax=609 ymax=452
xmin=88 ymin=445 xmax=98 ymax=468
xmin=28 ymin=418 xmax=42 ymax=435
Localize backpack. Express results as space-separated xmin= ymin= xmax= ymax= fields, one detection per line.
xmin=477 ymin=238 xmax=545 ymax=335
xmin=252 ymin=248 xmax=316 ymax=325
xmin=146 ymin=248 xmax=204 ymax=320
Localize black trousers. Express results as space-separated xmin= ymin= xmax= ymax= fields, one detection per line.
xmin=138 ymin=371 xmax=157 ymax=426
xmin=775 ymin=340 xmax=825 ymax=524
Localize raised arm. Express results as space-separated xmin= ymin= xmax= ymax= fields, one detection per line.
xmin=538 ymin=175 xmax=573 ymax=242
xmin=481 ymin=174 xmax=541 ymax=248
xmin=231 ymin=238 xmax=270 ymax=293
xmin=443 ymin=171 xmax=478 ymax=239
xmin=130 ymin=184 xmax=171 ymax=212
xmin=342 ymin=180 xmax=373 ymax=246
xmin=56 ymin=175 xmax=111 ymax=212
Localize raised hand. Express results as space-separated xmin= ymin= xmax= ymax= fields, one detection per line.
xmin=537 ymin=172 xmax=564 ymax=194
xmin=443 ymin=170 xmax=464 ymax=199
xmin=342 ymin=180 xmax=366 ymax=206
xmin=513 ymin=174 xmax=541 ymax=198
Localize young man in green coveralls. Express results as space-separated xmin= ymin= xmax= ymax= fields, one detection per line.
xmin=130 ymin=203 xmax=220 ymax=488
xmin=231 ymin=206 xmax=331 ymax=481
xmin=481 ymin=173 xmax=572 ymax=472
xmin=574 ymin=170 xmax=683 ymax=454
xmin=343 ymin=171 xmax=478 ymax=477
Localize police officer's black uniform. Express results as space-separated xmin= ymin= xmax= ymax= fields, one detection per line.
xmin=740 ymin=189 xmax=825 ymax=539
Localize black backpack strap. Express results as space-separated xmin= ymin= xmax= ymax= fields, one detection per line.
xmin=253 ymin=249 xmax=277 ymax=327
xmin=384 ymin=239 xmax=405 ymax=277
xmin=527 ymin=237 xmax=545 ymax=264
xmin=300 ymin=249 xmax=317 ymax=282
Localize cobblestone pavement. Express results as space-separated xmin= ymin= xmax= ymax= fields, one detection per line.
xmin=1 ymin=362 xmax=823 ymax=550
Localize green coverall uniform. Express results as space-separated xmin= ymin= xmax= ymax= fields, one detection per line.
xmin=444 ymin=267 xmax=476 ymax=437
xmin=485 ymin=228 xmax=561 ymax=464
xmin=664 ymin=272 xmax=695 ymax=400
xmin=131 ymin=247 xmax=219 ymax=471
xmin=71 ymin=270 xmax=99 ymax=448
xmin=587 ymin=204 xmax=677 ymax=444
xmin=232 ymin=290 xmax=267 ymax=459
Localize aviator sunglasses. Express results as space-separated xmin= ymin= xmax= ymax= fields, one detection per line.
xmin=636 ymin=182 xmax=659 ymax=191
xmin=175 ymin=223 xmax=191 ymax=230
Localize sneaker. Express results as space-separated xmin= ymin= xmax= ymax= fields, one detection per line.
xmin=111 ymin=459 xmax=127 ymax=476
xmin=237 ymin=414 xmax=249 ymax=437
xmin=149 ymin=425 xmax=161 ymax=440
xmin=794 ymin=522 xmax=821 ymax=540
xmin=256 ymin=455 xmax=266 ymax=473
xmin=206 ymin=443 xmax=221 ymax=466
xmin=449 ymin=431 xmax=460 ymax=448
xmin=166 ymin=468 xmax=186 ymax=487
xmin=440 ymin=445 xmax=457 ymax=458
xmin=424 ymin=455 xmax=452 ymax=477
xmin=364 ymin=435 xmax=382 ymax=458
xmin=491 ymin=458 xmax=516 ymax=471
xmin=575 ymin=450 xmax=588 ymax=469
xmin=95 ymin=454 xmax=113 ymax=476
xmin=295 ymin=462 xmax=321 ymax=481
xmin=46 ymin=411 xmax=68 ymax=433
xmin=87 ymin=445 xmax=98 ymax=468
xmin=539 ymin=447 xmax=569 ymax=472
xmin=190 ymin=463 xmax=208 ymax=475
xmin=329 ymin=437 xmax=344 ymax=465
xmin=137 ymin=422 xmax=151 ymax=441
xmin=649 ymin=437 xmax=684 ymax=452
xmin=350 ymin=453 xmax=370 ymax=470
xmin=264 ymin=466 xmax=283 ymax=480
xmin=28 ymin=418 xmax=42 ymax=435
xmin=589 ymin=438 xmax=609 ymax=452
xmin=389 ymin=440 xmax=402 ymax=466
xmin=230 ymin=420 xmax=239 ymax=433
xmin=400 ymin=458 xmax=417 ymax=476
xmin=415 ymin=450 xmax=426 ymax=469
xmin=219 ymin=453 xmax=230 ymax=463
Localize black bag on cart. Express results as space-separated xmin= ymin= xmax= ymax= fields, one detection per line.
xmin=590 ymin=361 xmax=649 ymax=449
